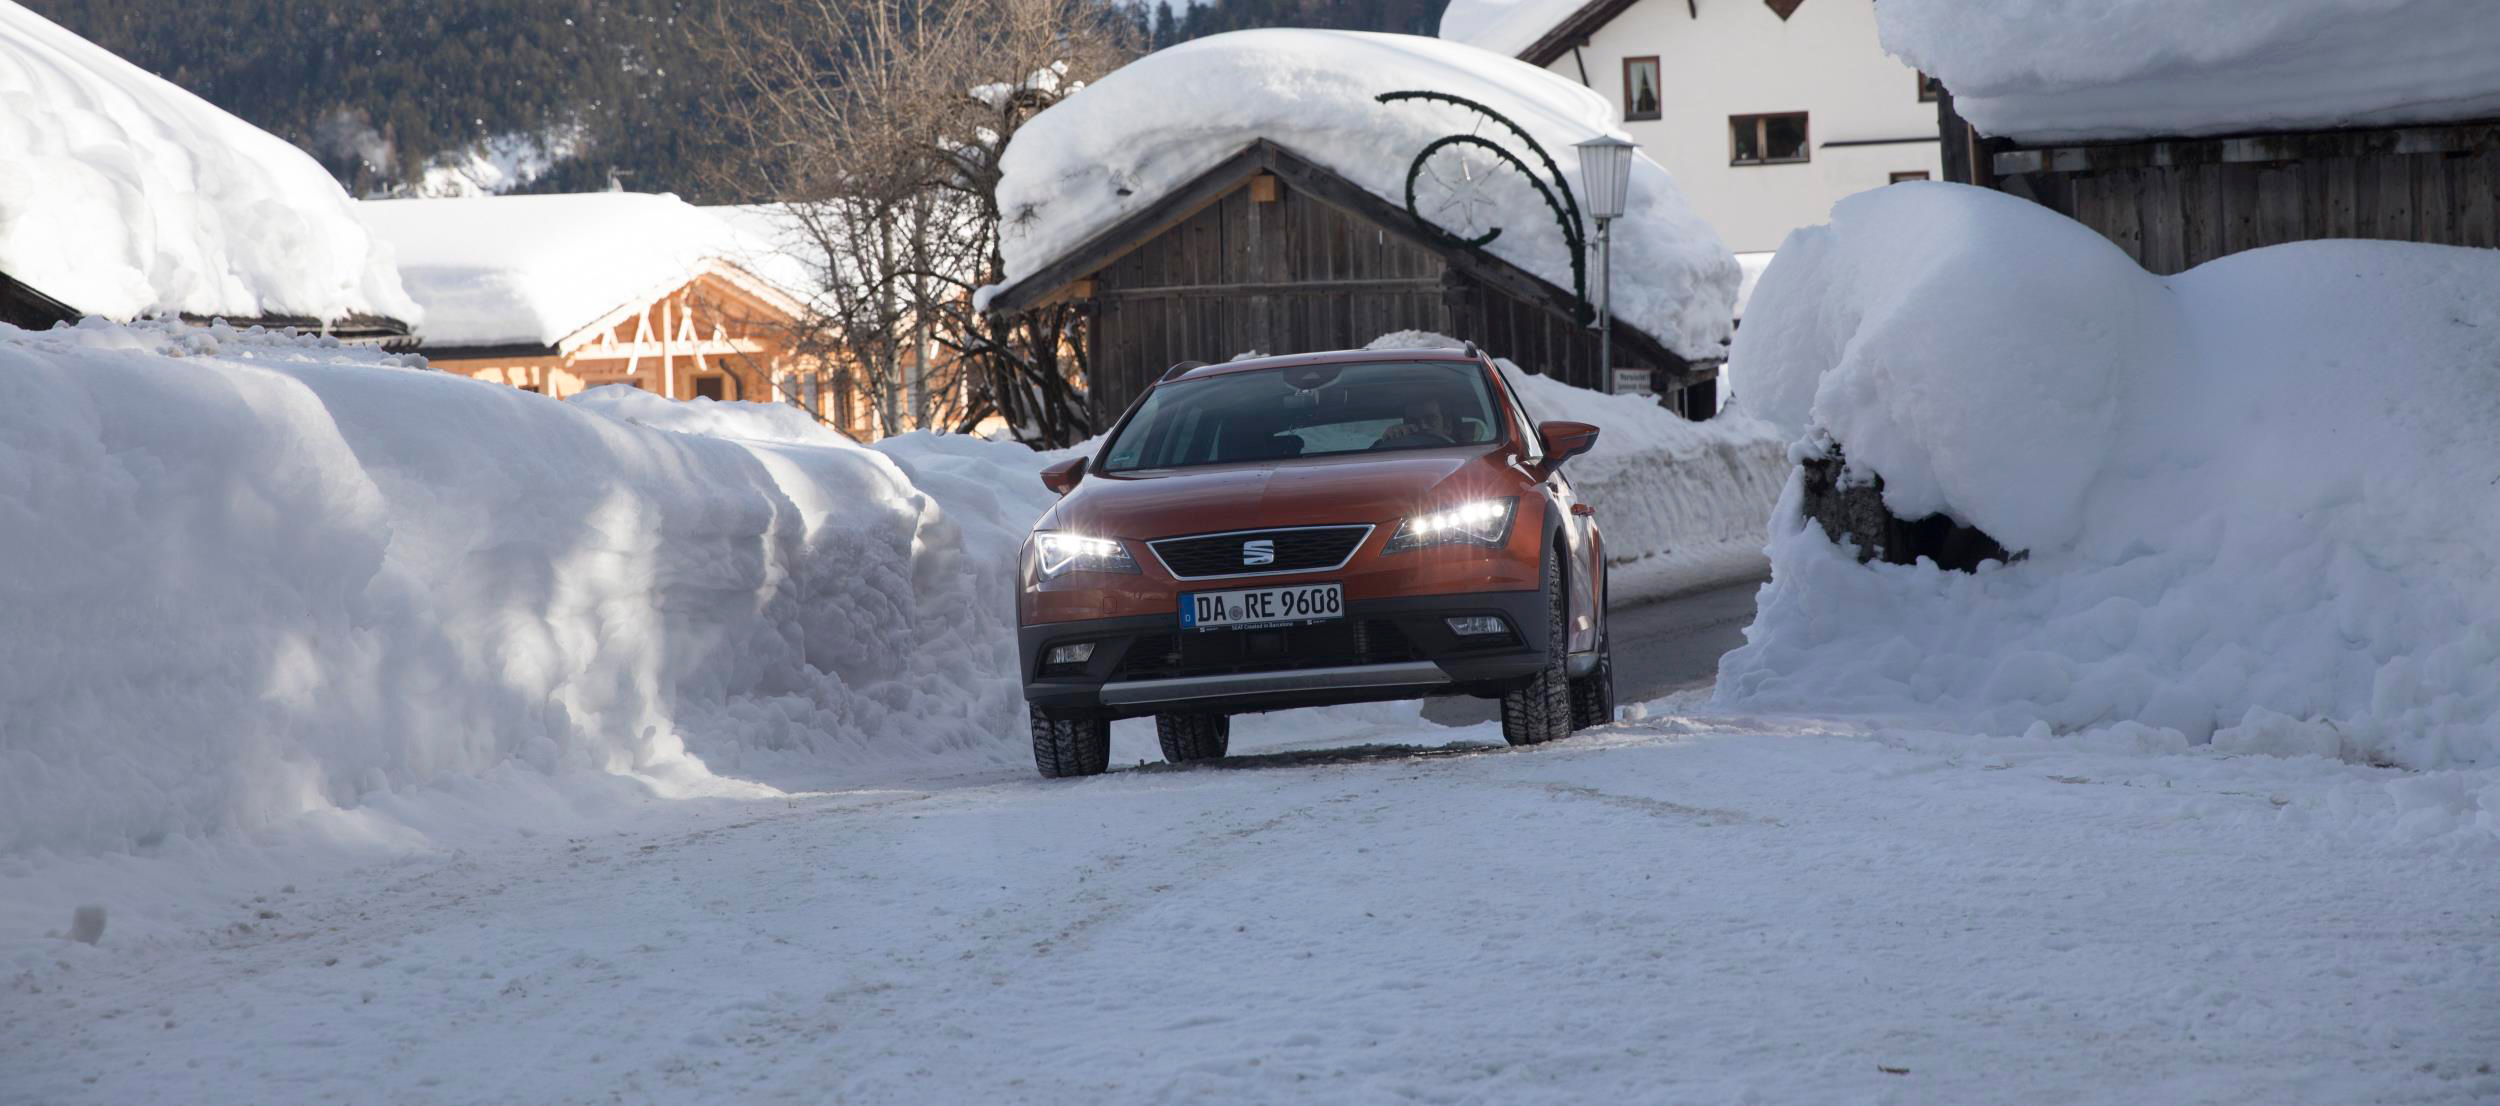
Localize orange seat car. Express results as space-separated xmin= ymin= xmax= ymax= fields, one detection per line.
xmin=1017 ymin=346 xmax=1616 ymax=776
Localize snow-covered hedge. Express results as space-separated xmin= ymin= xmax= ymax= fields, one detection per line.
xmin=1718 ymin=183 xmax=2500 ymax=769
xmin=0 ymin=322 xmax=1047 ymax=857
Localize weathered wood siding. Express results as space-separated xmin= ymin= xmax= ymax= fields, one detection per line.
xmin=1085 ymin=178 xmax=1685 ymax=423
xmin=1089 ymin=182 xmax=1449 ymax=419
xmin=1979 ymin=122 xmax=2500 ymax=275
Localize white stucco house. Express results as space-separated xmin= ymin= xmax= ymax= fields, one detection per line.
xmin=1441 ymin=0 xmax=1940 ymax=271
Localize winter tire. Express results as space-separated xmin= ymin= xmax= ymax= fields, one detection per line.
xmin=1501 ymin=545 xmax=1574 ymax=746
xmin=1155 ymin=712 xmax=1231 ymax=763
xmin=1570 ymin=617 xmax=1615 ymax=732
xmin=1030 ymin=705 xmax=1111 ymax=778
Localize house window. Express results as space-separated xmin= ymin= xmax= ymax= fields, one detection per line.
xmin=1622 ymin=57 xmax=1662 ymax=121
xmin=1889 ymin=170 xmax=1931 ymax=184
xmin=1730 ymin=112 xmax=1809 ymax=165
xmin=1918 ymin=71 xmax=1943 ymax=102
xmin=692 ymin=374 xmax=727 ymax=401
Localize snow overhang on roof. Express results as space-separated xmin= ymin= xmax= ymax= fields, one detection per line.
xmin=0 ymin=2 xmax=417 ymax=327
xmin=358 ymin=193 xmax=805 ymax=353
xmin=1438 ymin=0 xmax=1640 ymax=66
xmin=1879 ymin=0 xmax=2500 ymax=143
xmin=981 ymin=29 xmax=1738 ymax=363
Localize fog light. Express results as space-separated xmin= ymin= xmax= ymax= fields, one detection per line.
xmin=1445 ymin=616 xmax=1508 ymax=637
xmin=1047 ymin=642 xmax=1096 ymax=666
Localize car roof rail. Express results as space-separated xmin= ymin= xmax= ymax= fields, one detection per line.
xmin=1161 ymin=360 xmax=1209 ymax=382
xmin=1462 ymin=339 xmax=1480 ymax=358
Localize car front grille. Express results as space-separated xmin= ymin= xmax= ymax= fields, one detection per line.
xmin=1112 ymin=619 xmax=1419 ymax=680
xmin=1148 ymin=525 xmax=1371 ymax=579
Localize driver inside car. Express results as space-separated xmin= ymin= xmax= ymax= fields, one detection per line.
xmin=1375 ymin=395 xmax=1456 ymax=448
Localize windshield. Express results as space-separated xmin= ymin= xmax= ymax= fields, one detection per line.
xmin=1098 ymin=360 xmax=1503 ymax=473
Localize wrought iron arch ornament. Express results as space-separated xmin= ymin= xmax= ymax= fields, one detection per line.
xmin=1375 ymin=90 xmax=1592 ymax=324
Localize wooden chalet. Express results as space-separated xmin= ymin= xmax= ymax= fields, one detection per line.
xmin=1937 ymin=94 xmax=2500 ymax=274
xmin=411 ymin=260 xmax=813 ymax=411
xmin=983 ymin=140 xmax=1720 ymax=424
xmin=360 ymin=193 xmax=891 ymax=440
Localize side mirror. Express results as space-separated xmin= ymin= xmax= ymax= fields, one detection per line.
xmin=1535 ymin=420 xmax=1600 ymax=470
xmin=1040 ymin=456 xmax=1087 ymax=495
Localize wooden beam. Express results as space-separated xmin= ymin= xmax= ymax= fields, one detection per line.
xmin=1993 ymin=120 xmax=2500 ymax=177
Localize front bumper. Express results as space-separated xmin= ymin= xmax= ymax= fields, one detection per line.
xmin=1021 ymin=590 xmax=1550 ymax=719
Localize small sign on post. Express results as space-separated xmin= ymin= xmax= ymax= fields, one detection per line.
xmin=1611 ymin=367 xmax=1654 ymax=397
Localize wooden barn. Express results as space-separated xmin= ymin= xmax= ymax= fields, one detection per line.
xmin=982 ymin=140 xmax=1723 ymax=425
xmin=1922 ymin=5 xmax=2500 ymax=275
xmin=1940 ymin=101 xmax=2499 ymax=274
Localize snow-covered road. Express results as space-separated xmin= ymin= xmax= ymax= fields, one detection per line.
xmin=9 ymin=707 xmax=2494 ymax=1105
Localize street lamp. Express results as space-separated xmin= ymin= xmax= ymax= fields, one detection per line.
xmin=1573 ymin=134 xmax=1636 ymax=394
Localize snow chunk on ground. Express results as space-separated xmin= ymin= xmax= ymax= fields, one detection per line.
xmin=1366 ymin=331 xmax=1784 ymax=601
xmin=0 ymin=4 xmax=417 ymax=323
xmin=1719 ymin=183 xmax=2500 ymax=769
xmin=986 ymin=30 xmax=1738 ymax=363
xmin=1879 ymin=0 xmax=2500 ymax=142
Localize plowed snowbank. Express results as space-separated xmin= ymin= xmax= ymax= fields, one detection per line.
xmin=1719 ymin=184 xmax=2500 ymax=769
xmin=0 ymin=322 xmax=1038 ymax=858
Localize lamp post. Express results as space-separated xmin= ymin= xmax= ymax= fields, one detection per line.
xmin=1573 ymin=135 xmax=1636 ymax=394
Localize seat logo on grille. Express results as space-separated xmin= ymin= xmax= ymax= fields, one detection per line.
xmin=1242 ymin=539 xmax=1275 ymax=566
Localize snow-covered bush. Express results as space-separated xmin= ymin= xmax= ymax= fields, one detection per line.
xmin=1718 ymin=183 xmax=2500 ymax=769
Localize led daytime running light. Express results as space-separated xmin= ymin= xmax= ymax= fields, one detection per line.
xmin=1034 ymin=532 xmax=1139 ymax=578
xmin=1386 ymin=497 xmax=1518 ymax=553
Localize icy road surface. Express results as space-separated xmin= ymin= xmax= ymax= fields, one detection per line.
xmin=8 ymin=708 xmax=2495 ymax=1105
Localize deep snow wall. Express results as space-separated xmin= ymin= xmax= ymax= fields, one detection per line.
xmin=0 ymin=323 xmax=1034 ymax=857
xmin=1718 ymin=184 xmax=2500 ymax=769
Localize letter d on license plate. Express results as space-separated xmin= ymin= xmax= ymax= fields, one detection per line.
xmin=1180 ymin=582 xmax=1344 ymax=630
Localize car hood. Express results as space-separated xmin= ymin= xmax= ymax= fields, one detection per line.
xmin=1042 ymin=447 xmax=1521 ymax=539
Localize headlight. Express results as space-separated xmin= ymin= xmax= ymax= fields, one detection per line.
xmin=1384 ymin=497 xmax=1518 ymax=553
xmin=1032 ymin=531 xmax=1140 ymax=579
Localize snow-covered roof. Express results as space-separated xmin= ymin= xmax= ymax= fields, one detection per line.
xmin=0 ymin=2 xmax=416 ymax=325
xmin=359 ymin=193 xmax=801 ymax=350
xmin=983 ymin=30 xmax=1738 ymax=362
xmin=704 ymin=203 xmax=844 ymax=311
xmin=1880 ymin=0 xmax=2500 ymax=143
xmin=1436 ymin=0 xmax=1591 ymax=59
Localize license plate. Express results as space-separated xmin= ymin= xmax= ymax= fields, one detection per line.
xmin=1180 ymin=582 xmax=1344 ymax=630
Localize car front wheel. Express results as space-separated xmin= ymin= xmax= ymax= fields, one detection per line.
xmin=1155 ymin=712 xmax=1230 ymax=763
xmin=1501 ymin=549 xmax=1574 ymax=746
xmin=1031 ymin=706 xmax=1111 ymax=778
